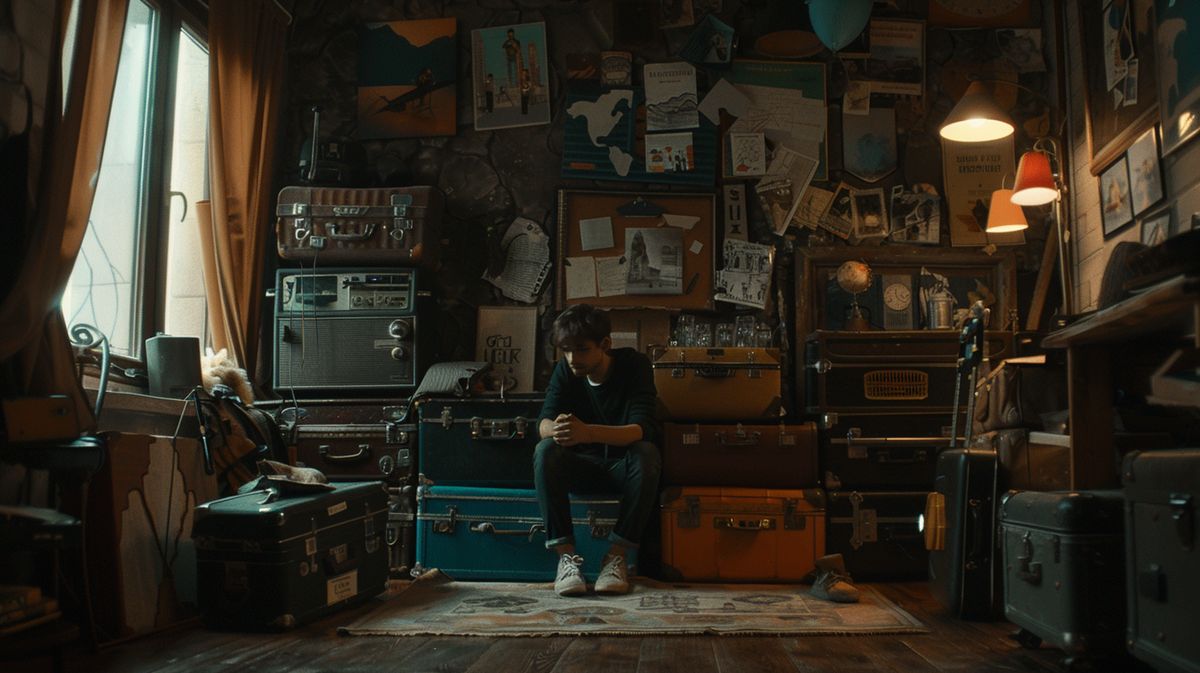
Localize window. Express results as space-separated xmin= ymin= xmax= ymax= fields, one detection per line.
xmin=60 ymin=0 xmax=210 ymax=359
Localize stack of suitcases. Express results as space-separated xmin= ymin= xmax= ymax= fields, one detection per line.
xmin=805 ymin=330 xmax=1011 ymax=581
xmin=653 ymin=345 xmax=826 ymax=582
xmin=409 ymin=392 xmax=633 ymax=580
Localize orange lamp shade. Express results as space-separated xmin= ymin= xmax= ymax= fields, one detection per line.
xmin=986 ymin=188 xmax=1028 ymax=233
xmin=1011 ymin=150 xmax=1059 ymax=205
xmin=939 ymin=81 xmax=1016 ymax=143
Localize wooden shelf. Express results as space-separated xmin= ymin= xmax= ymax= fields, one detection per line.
xmin=1042 ymin=274 xmax=1199 ymax=348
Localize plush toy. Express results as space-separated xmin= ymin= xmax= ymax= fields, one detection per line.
xmin=200 ymin=347 xmax=254 ymax=405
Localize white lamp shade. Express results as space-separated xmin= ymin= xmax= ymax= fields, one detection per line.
xmin=939 ymin=81 xmax=1015 ymax=143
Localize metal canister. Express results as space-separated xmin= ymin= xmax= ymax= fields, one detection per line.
xmin=927 ymin=295 xmax=955 ymax=329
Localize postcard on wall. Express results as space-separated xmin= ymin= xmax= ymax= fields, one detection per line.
xmin=482 ymin=217 xmax=552 ymax=303
xmin=595 ymin=256 xmax=628 ymax=297
xmin=862 ymin=19 xmax=924 ymax=97
xmin=715 ymin=239 xmax=774 ymax=309
xmin=942 ymin=137 xmax=1024 ymax=246
xmin=889 ymin=184 xmax=941 ymax=245
xmin=476 ymin=306 xmax=537 ymax=393
xmin=755 ymin=177 xmax=794 ymax=235
xmin=471 ymin=22 xmax=551 ymax=131
xmin=644 ymin=62 xmax=700 ymax=131
xmin=727 ymin=132 xmax=766 ymax=176
xmin=624 ymin=227 xmax=684 ymax=295
xmin=660 ymin=0 xmax=696 ymax=28
xmin=729 ymin=59 xmax=828 ymax=179
xmin=646 ymin=132 xmax=696 ymax=173
xmin=851 ymin=188 xmax=889 ymax=239
xmin=820 ymin=182 xmax=855 ymax=240
xmin=792 ymin=185 xmax=835 ymax=231
xmin=357 ymin=18 xmax=457 ymax=138
xmin=680 ymin=14 xmax=735 ymax=65
xmin=600 ymin=51 xmax=633 ymax=86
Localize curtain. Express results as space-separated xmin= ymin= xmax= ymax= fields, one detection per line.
xmin=0 ymin=0 xmax=129 ymax=428
xmin=199 ymin=0 xmax=288 ymax=377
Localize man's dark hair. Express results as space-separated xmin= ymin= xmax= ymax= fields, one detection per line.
xmin=552 ymin=304 xmax=610 ymax=346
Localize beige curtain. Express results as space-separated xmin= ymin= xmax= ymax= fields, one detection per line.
xmin=0 ymin=0 xmax=129 ymax=428
xmin=199 ymin=0 xmax=289 ymax=376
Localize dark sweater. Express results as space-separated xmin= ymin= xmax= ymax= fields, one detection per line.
xmin=538 ymin=347 xmax=660 ymax=448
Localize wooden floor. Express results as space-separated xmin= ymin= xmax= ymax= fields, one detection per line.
xmin=31 ymin=582 xmax=1072 ymax=673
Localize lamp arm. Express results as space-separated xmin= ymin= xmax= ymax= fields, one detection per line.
xmin=968 ymin=77 xmax=1068 ymax=138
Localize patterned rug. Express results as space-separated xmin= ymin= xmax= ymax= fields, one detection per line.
xmin=340 ymin=570 xmax=926 ymax=636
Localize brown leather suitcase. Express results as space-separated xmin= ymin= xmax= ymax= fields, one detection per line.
xmin=652 ymin=347 xmax=781 ymax=421
xmin=805 ymin=330 xmax=1012 ymax=413
xmin=662 ymin=421 xmax=818 ymax=488
xmin=277 ymin=400 xmax=415 ymax=484
xmin=275 ymin=186 xmax=443 ymax=267
xmin=659 ymin=486 xmax=825 ymax=582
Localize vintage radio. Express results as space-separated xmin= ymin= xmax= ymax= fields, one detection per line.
xmin=272 ymin=269 xmax=432 ymax=393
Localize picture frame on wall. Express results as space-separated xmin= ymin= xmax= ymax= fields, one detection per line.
xmin=471 ymin=22 xmax=552 ymax=131
xmin=1125 ymin=126 xmax=1163 ymax=216
xmin=1139 ymin=210 xmax=1170 ymax=246
xmin=1153 ymin=0 xmax=1200 ymax=156
xmin=1100 ymin=156 xmax=1135 ymax=238
xmin=1078 ymin=0 xmax=1159 ymax=175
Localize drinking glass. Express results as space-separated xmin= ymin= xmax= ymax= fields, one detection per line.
xmin=755 ymin=324 xmax=774 ymax=348
xmin=675 ymin=314 xmax=695 ymax=346
xmin=715 ymin=322 xmax=735 ymax=348
xmin=735 ymin=315 xmax=756 ymax=347
xmin=692 ymin=321 xmax=713 ymax=347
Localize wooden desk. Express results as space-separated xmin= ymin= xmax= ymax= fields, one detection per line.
xmin=1042 ymin=275 xmax=1199 ymax=489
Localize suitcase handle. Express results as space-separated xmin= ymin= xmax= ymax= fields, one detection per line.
xmin=470 ymin=521 xmax=545 ymax=542
xmin=694 ymin=365 xmax=733 ymax=378
xmin=714 ymin=517 xmax=776 ymax=531
xmin=326 ymin=222 xmax=377 ymax=240
xmin=318 ymin=443 xmax=371 ymax=463
xmin=470 ymin=416 xmax=528 ymax=440
xmin=1016 ymin=533 xmax=1042 ymax=585
xmin=716 ymin=430 xmax=762 ymax=447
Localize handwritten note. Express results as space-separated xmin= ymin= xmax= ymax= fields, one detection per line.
xmin=595 ymin=256 xmax=627 ymax=297
xmin=564 ymin=256 xmax=597 ymax=300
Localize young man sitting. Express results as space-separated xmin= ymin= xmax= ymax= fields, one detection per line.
xmin=534 ymin=304 xmax=661 ymax=596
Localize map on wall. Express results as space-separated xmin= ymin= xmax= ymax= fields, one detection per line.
xmin=561 ymin=82 xmax=716 ymax=186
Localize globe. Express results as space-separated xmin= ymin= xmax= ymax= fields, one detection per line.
xmin=836 ymin=260 xmax=872 ymax=294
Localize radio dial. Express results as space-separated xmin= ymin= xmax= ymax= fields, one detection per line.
xmin=388 ymin=319 xmax=411 ymax=339
xmin=390 ymin=345 xmax=409 ymax=361
xmin=352 ymin=296 xmax=364 ymax=306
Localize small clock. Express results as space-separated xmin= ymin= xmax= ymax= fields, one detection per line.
xmin=882 ymin=274 xmax=914 ymax=330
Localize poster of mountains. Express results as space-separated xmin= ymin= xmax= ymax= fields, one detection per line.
xmin=357 ymin=18 xmax=457 ymax=138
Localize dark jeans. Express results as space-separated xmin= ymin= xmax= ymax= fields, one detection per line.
xmin=532 ymin=438 xmax=661 ymax=550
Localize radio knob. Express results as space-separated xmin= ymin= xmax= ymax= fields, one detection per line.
xmin=390 ymin=345 xmax=409 ymax=361
xmin=388 ymin=319 xmax=411 ymax=339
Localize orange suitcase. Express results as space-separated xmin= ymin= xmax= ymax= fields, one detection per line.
xmin=659 ymin=486 xmax=825 ymax=582
xmin=651 ymin=347 xmax=782 ymax=421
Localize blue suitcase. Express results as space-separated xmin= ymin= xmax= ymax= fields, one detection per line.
xmin=414 ymin=485 xmax=636 ymax=580
xmin=415 ymin=395 xmax=544 ymax=487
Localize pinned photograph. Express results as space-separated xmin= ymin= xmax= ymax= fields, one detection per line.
xmin=889 ymin=183 xmax=941 ymax=245
xmin=792 ymin=186 xmax=835 ymax=231
xmin=471 ymin=22 xmax=551 ymax=131
xmin=357 ymin=18 xmax=457 ymax=138
xmin=715 ymin=239 xmax=774 ymax=309
xmin=624 ymin=227 xmax=684 ymax=295
xmin=851 ymin=188 xmax=888 ymax=238
xmin=1100 ymin=156 xmax=1134 ymax=237
xmin=844 ymin=80 xmax=871 ymax=115
xmin=659 ymin=0 xmax=696 ymax=29
xmin=821 ymin=182 xmax=855 ymax=240
xmin=754 ymin=177 xmax=794 ymax=235
xmin=1126 ymin=126 xmax=1163 ymax=216
xmin=645 ymin=132 xmax=696 ymax=173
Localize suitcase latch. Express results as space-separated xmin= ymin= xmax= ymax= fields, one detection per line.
xmin=1170 ymin=493 xmax=1194 ymax=550
xmin=391 ymin=194 xmax=414 ymax=231
xmin=783 ymin=499 xmax=806 ymax=530
xmin=386 ymin=423 xmax=410 ymax=445
xmin=678 ymin=496 xmax=701 ymax=529
xmin=1017 ymin=532 xmax=1042 ymax=585
xmin=469 ymin=417 xmax=526 ymax=440
xmin=846 ymin=428 xmax=868 ymax=459
xmin=587 ymin=511 xmax=612 ymax=539
xmin=440 ymin=407 xmax=454 ymax=429
xmin=432 ymin=506 xmax=457 ymax=534
xmin=848 ymin=492 xmax=876 ymax=548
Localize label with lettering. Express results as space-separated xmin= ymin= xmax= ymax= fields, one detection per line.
xmin=326 ymin=570 xmax=358 ymax=605
xmin=327 ymin=501 xmax=348 ymax=517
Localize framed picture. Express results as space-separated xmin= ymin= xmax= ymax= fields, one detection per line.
xmin=1100 ymin=156 xmax=1135 ymax=237
xmin=471 ymin=22 xmax=551 ymax=131
xmin=1153 ymin=0 xmax=1200 ymax=156
xmin=1139 ymin=211 xmax=1170 ymax=246
xmin=1078 ymin=0 xmax=1159 ymax=175
xmin=476 ymin=306 xmax=537 ymax=393
xmin=356 ymin=19 xmax=457 ymax=138
xmin=1125 ymin=126 xmax=1163 ymax=216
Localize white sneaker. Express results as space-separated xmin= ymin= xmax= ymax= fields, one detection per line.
xmin=554 ymin=554 xmax=587 ymax=596
xmin=593 ymin=553 xmax=630 ymax=595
